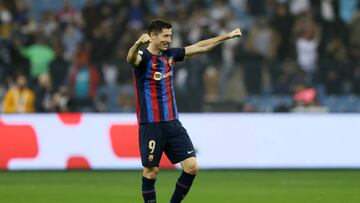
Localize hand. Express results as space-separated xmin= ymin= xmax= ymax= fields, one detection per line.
xmin=228 ymin=28 xmax=242 ymax=39
xmin=135 ymin=34 xmax=152 ymax=46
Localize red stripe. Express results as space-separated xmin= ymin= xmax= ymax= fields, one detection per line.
xmin=132 ymin=70 xmax=140 ymax=122
xmin=165 ymin=59 xmax=174 ymax=120
xmin=151 ymin=56 xmax=160 ymax=122
xmin=142 ymin=189 xmax=156 ymax=194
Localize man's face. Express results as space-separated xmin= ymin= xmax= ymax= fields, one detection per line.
xmin=150 ymin=28 xmax=172 ymax=51
xmin=16 ymin=76 xmax=27 ymax=88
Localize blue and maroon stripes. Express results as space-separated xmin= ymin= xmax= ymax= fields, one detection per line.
xmin=142 ymin=189 xmax=156 ymax=194
xmin=132 ymin=70 xmax=140 ymax=122
xmin=133 ymin=49 xmax=180 ymax=123
xmin=165 ymin=58 xmax=175 ymax=120
xmin=169 ymin=61 xmax=178 ymax=119
xmin=149 ymin=56 xmax=160 ymax=122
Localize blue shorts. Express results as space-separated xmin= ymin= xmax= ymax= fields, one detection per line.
xmin=139 ymin=119 xmax=196 ymax=167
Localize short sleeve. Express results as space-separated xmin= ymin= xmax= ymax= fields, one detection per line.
xmin=171 ymin=48 xmax=185 ymax=62
xmin=133 ymin=50 xmax=146 ymax=69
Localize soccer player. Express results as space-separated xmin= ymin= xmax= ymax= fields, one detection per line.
xmin=126 ymin=19 xmax=241 ymax=203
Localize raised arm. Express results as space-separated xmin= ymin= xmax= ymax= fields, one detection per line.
xmin=185 ymin=28 xmax=242 ymax=58
xmin=126 ymin=34 xmax=152 ymax=67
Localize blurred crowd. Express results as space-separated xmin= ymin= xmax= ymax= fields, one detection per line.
xmin=0 ymin=0 xmax=359 ymax=113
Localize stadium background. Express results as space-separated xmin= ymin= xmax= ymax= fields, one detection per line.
xmin=1 ymin=0 xmax=360 ymax=203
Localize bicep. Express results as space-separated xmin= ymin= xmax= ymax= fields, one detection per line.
xmin=129 ymin=54 xmax=142 ymax=68
xmin=133 ymin=55 xmax=142 ymax=67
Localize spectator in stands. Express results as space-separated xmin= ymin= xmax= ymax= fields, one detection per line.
xmin=62 ymin=23 xmax=83 ymax=61
xmin=2 ymin=73 xmax=35 ymax=113
xmin=289 ymin=0 xmax=311 ymax=16
xmin=247 ymin=0 xmax=267 ymax=17
xmin=34 ymin=73 xmax=53 ymax=112
xmin=117 ymin=85 xmax=135 ymax=112
xmin=339 ymin=0 xmax=358 ymax=24
xmin=127 ymin=0 xmax=145 ymax=29
xmin=271 ymin=2 xmax=294 ymax=60
xmin=13 ymin=0 xmax=30 ymax=25
xmin=244 ymin=17 xmax=279 ymax=94
xmin=49 ymin=39 xmax=69 ymax=92
xmin=209 ymin=0 xmax=230 ymax=22
xmin=57 ymin=0 xmax=82 ymax=26
xmin=217 ymin=14 xmax=240 ymax=99
xmin=274 ymin=59 xmax=304 ymax=94
xmin=203 ymin=66 xmax=220 ymax=103
xmin=52 ymin=86 xmax=70 ymax=112
xmin=66 ymin=51 xmax=99 ymax=112
xmin=16 ymin=34 xmax=55 ymax=81
xmin=90 ymin=20 xmax=115 ymax=64
xmin=320 ymin=38 xmax=345 ymax=94
xmin=0 ymin=1 xmax=13 ymax=40
xmin=40 ymin=11 xmax=59 ymax=38
xmin=82 ymin=0 xmax=101 ymax=39
xmin=295 ymin=13 xmax=321 ymax=84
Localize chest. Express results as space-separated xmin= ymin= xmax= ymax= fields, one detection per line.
xmin=145 ymin=56 xmax=175 ymax=81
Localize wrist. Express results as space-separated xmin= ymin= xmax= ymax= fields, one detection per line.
xmin=134 ymin=41 xmax=142 ymax=48
xmin=225 ymin=32 xmax=232 ymax=39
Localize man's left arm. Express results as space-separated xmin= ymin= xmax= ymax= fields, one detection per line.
xmin=184 ymin=28 xmax=242 ymax=59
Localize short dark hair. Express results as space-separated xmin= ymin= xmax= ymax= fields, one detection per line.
xmin=148 ymin=19 xmax=172 ymax=34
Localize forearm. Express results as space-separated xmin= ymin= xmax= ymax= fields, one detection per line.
xmin=185 ymin=28 xmax=241 ymax=58
xmin=126 ymin=42 xmax=141 ymax=64
xmin=194 ymin=33 xmax=231 ymax=52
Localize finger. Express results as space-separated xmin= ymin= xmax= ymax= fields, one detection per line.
xmin=144 ymin=37 xmax=151 ymax=43
xmin=141 ymin=34 xmax=149 ymax=40
xmin=139 ymin=35 xmax=145 ymax=43
xmin=141 ymin=35 xmax=150 ymax=43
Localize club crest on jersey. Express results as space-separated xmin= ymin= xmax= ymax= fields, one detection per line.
xmin=153 ymin=72 xmax=163 ymax=81
xmin=153 ymin=71 xmax=172 ymax=81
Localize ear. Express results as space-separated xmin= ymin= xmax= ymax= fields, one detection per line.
xmin=149 ymin=32 xmax=157 ymax=39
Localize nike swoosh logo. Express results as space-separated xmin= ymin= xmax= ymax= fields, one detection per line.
xmin=187 ymin=150 xmax=194 ymax=154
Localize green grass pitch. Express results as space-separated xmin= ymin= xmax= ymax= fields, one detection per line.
xmin=0 ymin=170 xmax=359 ymax=203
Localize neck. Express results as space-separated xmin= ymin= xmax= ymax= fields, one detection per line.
xmin=17 ymin=86 xmax=25 ymax=91
xmin=147 ymin=44 xmax=160 ymax=55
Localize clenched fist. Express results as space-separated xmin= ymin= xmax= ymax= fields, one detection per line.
xmin=228 ymin=28 xmax=242 ymax=39
xmin=135 ymin=34 xmax=152 ymax=46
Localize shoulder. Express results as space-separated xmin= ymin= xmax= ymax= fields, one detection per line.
xmin=138 ymin=49 xmax=151 ymax=61
xmin=134 ymin=49 xmax=150 ymax=69
xmin=165 ymin=48 xmax=185 ymax=61
xmin=166 ymin=48 xmax=185 ymax=54
xmin=5 ymin=87 xmax=16 ymax=96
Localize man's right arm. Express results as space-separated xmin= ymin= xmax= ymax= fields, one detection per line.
xmin=126 ymin=34 xmax=151 ymax=67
